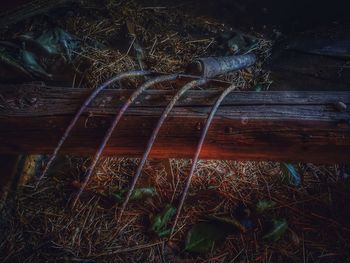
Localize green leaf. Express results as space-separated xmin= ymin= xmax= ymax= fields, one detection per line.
xmin=151 ymin=205 xmax=176 ymax=237
xmin=255 ymin=84 xmax=262 ymax=92
xmin=0 ymin=50 xmax=32 ymax=78
xmin=55 ymin=28 xmax=79 ymax=60
xmin=130 ymin=187 xmax=157 ymax=201
xmin=280 ymin=163 xmax=301 ymax=187
xmin=34 ymin=28 xmax=79 ymax=60
xmin=263 ymin=218 xmax=288 ymax=241
xmin=35 ymin=31 xmax=60 ymax=55
xmin=185 ymin=222 xmax=228 ymax=254
xmin=21 ymin=50 xmax=51 ymax=78
xmin=111 ymin=187 xmax=157 ymax=203
xmin=111 ymin=189 xmax=128 ymax=203
xmin=256 ymin=200 xmax=276 ymax=213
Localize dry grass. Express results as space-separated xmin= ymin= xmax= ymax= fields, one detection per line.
xmin=61 ymin=0 xmax=272 ymax=90
xmin=1 ymin=157 xmax=350 ymax=262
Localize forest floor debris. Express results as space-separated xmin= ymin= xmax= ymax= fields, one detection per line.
xmin=0 ymin=1 xmax=349 ymax=262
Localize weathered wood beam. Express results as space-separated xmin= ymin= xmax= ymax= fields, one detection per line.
xmin=0 ymin=83 xmax=349 ymax=163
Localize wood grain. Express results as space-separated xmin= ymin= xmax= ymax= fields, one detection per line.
xmin=0 ymin=83 xmax=349 ymax=163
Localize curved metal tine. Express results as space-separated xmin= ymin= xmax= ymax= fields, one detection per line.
xmin=116 ymin=78 xmax=207 ymax=223
xmin=36 ymin=70 xmax=150 ymax=186
xmin=170 ymin=84 xmax=236 ymax=237
xmin=71 ymin=74 xmax=179 ymax=207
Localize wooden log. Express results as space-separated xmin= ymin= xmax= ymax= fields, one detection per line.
xmin=0 ymin=83 xmax=349 ymax=163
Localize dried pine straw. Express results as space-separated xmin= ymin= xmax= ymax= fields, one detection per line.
xmin=1 ymin=158 xmax=350 ymax=262
xmin=63 ymin=0 xmax=272 ymax=90
xmin=1 ymin=1 xmax=350 ymax=262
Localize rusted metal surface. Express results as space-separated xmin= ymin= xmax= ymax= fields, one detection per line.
xmin=117 ymin=79 xmax=208 ymax=222
xmin=114 ymin=55 xmax=256 ymax=219
xmin=66 ymin=55 xmax=256 ymax=206
xmin=71 ymin=74 xmax=179 ymax=206
xmin=171 ymin=84 xmax=237 ymax=236
xmin=37 ymin=70 xmax=150 ymax=185
xmin=3 ymin=54 xmax=348 ymax=212
xmin=188 ymin=54 xmax=256 ymax=78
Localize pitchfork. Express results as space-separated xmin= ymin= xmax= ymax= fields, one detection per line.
xmin=37 ymin=53 xmax=256 ymax=234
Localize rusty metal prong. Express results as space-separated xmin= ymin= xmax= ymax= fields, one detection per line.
xmin=36 ymin=70 xmax=151 ymax=187
xmin=71 ymin=74 xmax=179 ymax=208
xmin=116 ymin=78 xmax=207 ymax=224
xmin=170 ymin=84 xmax=236 ymax=237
